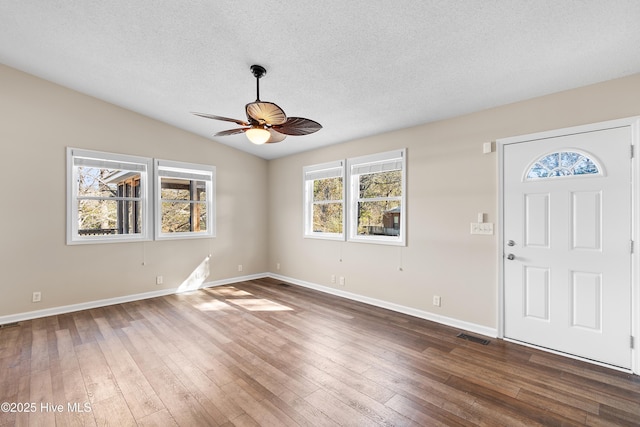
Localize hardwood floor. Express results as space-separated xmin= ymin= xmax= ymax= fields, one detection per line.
xmin=1 ymin=277 xmax=639 ymax=426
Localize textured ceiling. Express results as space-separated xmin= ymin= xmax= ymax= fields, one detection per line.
xmin=2 ymin=1 xmax=640 ymax=159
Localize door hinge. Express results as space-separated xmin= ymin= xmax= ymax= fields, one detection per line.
xmin=631 ymin=240 xmax=635 ymax=254
xmin=631 ymin=145 xmax=635 ymax=159
xmin=632 ymin=336 xmax=635 ymax=349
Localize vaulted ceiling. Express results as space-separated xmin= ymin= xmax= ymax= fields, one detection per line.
xmin=2 ymin=1 xmax=640 ymax=159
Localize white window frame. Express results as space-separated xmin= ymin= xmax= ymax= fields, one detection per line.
xmin=66 ymin=147 xmax=153 ymax=245
xmin=347 ymin=149 xmax=406 ymax=246
xmin=303 ymin=160 xmax=345 ymax=240
xmin=154 ymin=159 xmax=216 ymax=240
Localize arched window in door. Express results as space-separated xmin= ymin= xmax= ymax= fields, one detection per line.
xmin=525 ymin=150 xmax=602 ymax=180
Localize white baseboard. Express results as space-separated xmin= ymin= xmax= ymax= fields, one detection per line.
xmin=0 ymin=273 xmax=267 ymax=325
xmin=266 ymin=273 xmax=498 ymax=338
xmin=1 ymin=272 xmax=496 ymax=340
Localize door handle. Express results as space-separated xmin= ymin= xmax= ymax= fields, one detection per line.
xmin=507 ymin=240 xmax=515 ymax=246
xmin=507 ymin=253 xmax=515 ymax=260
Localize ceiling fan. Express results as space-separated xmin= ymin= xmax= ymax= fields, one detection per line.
xmin=193 ymin=65 xmax=322 ymax=145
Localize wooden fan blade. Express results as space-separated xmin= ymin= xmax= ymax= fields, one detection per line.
xmin=245 ymin=102 xmax=287 ymax=125
xmin=266 ymin=128 xmax=287 ymax=143
xmin=192 ymin=112 xmax=248 ymax=126
xmin=214 ymin=128 xmax=248 ymax=137
xmin=272 ymin=117 xmax=322 ymax=136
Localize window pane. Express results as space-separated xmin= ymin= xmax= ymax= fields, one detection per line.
xmin=573 ymin=157 xmax=599 ymax=175
xmin=549 ymin=168 xmax=572 ymax=177
xmin=77 ymin=199 xmax=143 ymax=236
xmin=526 ymin=163 xmax=549 ymax=179
xmin=161 ymin=178 xmax=207 ymax=201
xmin=313 ymin=177 xmax=342 ymax=202
xmin=359 ymin=171 xmax=402 ymax=199
xmin=78 ymin=166 xmax=141 ymax=198
xmin=357 ymin=201 xmax=401 ymax=236
xmin=78 ymin=199 xmax=117 ymax=234
xmin=161 ymin=201 xmax=207 ymax=233
xmin=539 ymin=153 xmax=559 ymax=170
xmin=560 ymin=151 xmax=581 ymax=167
xmin=312 ymin=202 xmax=343 ymax=233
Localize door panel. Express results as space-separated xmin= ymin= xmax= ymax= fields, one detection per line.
xmin=503 ymin=126 xmax=632 ymax=369
xmin=524 ymin=193 xmax=550 ymax=247
xmin=571 ymin=191 xmax=601 ymax=250
xmin=524 ymin=266 xmax=550 ymax=320
xmin=571 ymin=271 xmax=601 ymax=330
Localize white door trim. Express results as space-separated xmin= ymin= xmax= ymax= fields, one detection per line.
xmin=497 ymin=116 xmax=640 ymax=375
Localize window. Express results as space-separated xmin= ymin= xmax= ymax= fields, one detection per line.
xmin=67 ymin=148 xmax=152 ymax=244
xmin=526 ymin=150 xmax=601 ymax=180
xmin=347 ymin=149 xmax=406 ymax=245
xmin=303 ymin=160 xmax=345 ymax=240
xmin=155 ymin=159 xmax=215 ymax=239
xmin=303 ymin=150 xmax=407 ymax=245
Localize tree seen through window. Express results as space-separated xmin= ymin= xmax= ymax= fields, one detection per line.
xmin=357 ymin=170 xmax=402 ymax=236
xmin=312 ymin=177 xmax=343 ymax=233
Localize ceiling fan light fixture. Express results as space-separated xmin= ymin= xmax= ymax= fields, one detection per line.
xmin=245 ymin=127 xmax=271 ymax=145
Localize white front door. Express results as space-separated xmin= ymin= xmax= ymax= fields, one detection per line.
xmin=503 ymin=125 xmax=633 ymax=369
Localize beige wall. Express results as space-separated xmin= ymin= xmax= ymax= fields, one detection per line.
xmin=268 ymin=73 xmax=640 ymax=329
xmin=0 ymin=64 xmax=269 ymax=317
xmin=3 ymin=62 xmax=640 ymax=330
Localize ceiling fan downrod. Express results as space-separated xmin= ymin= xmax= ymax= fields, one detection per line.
xmin=250 ymin=64 xmax=267 ymax=102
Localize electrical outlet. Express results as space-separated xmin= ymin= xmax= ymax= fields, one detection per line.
xmin=156 ymin=276 xmax=163 ymax=285
xmin=32 ymin=292 xmax=41 ymax=303
xmin=238 ymin=264 xmax=243 ymax=272
xmin=331 ymin=274 xmax=336 ymax=284
xmin=339 ymin=276 xmax=345 ymax=286
xmin=276 ymin=263 xmax=281 ymax=270
xmin=433 ymin=295 xmax=441 ymax=307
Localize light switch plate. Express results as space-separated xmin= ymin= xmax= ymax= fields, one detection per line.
xmin=471 ymin=222 xmax=494 ymax=235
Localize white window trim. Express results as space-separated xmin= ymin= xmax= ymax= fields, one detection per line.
xmin=303 ymin=160 xmax=345 ymax=240
xmin=347 ymin=149 xmax=406 ymax=246
xmin=154 ymin=159 xmax=216 ymax=240
xmin=66 ymin=147 xmax=153 ymax=245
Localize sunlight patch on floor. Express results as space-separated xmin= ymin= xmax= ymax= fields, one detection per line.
xmin=208 ymin=286 xmax=253 ymax=297
xmin=194 ymin=300 xmax=236 ymax=312
xmin=227 ymin=298 xmax=293 ymax=312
